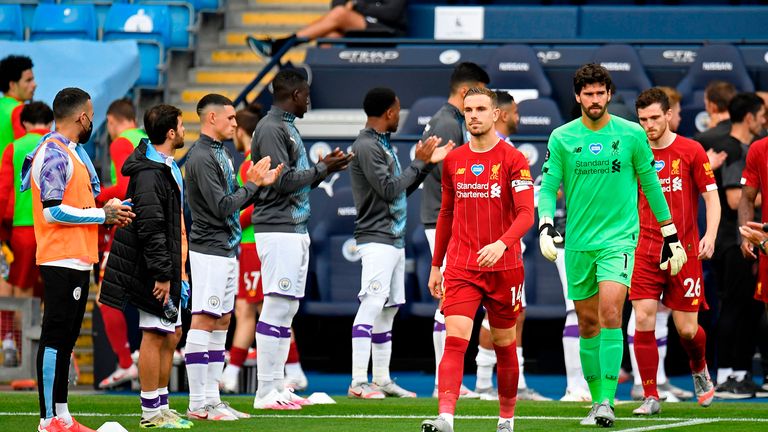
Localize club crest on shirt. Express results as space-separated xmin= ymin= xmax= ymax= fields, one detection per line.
xmin=671 ymin=159 xmax=681 ymax=175
xmin=490 ymin=163 xmax=501 ymax=180
xmin=589 ymin=143 xmax=603 ymax=155
xmin=654 ymin=160 xmax=665 ymax=172
xmin=471 ymin=164 xmax=484 ymax=176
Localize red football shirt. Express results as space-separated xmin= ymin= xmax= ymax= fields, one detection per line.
xmin=636 ymin=135 xmax=717 ymax=257
xmin=432 ymin=139 xmax=535 ymax=271
xmin=740 ymin=136 xmax=768 ymax=217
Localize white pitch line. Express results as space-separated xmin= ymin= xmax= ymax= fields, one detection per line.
xmin=1 ymin=412 xmax=767 ymax=422
xmin=618 ymin=419 xmax=718 ymax=432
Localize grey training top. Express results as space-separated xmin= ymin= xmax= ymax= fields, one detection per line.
xmin=419 ymin=102 xmax=467 ymax=229
xmin=350 ymin=128 xmax=432 ymax=248
xmin=185 ymin=134 xmax=257 ymax=257
xmin=250 ymin=106 xmax=328 ymax=234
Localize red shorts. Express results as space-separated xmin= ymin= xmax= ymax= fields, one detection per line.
xmin=238 ymin=243 xmax=263 ymax=304
xmin=755 ymin=257 xmax=768 ymax=304
xmin=8 ymin=226 xmax=39 ymax=290
xmin=441 ymin=265 xmax=524 ymax=329
xmin=629 ymin=253 xmax=707 ymax=312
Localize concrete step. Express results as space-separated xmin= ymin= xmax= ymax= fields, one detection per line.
xmin=200 ymin=46 xmax=306 ymax=66
xmin=189 ymin=67 xmax=275 ymax=85
xmin=248 ymin=0 xmax=329 ymax=10
xmin=218 ymin=29 xmax=294 ymax=47
xmin=173 ymin=83 xmax=265 ymax=105
xmin=227 ymin=11 xmax=323 ymax=28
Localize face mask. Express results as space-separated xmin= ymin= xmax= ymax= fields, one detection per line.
xmin=78 ymin=116 xmax=93 ymax=144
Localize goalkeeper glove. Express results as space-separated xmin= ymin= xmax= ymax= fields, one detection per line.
xmin=660 ymin=223 xmax=687 ymax=276
xmin=538 ymin=217 xmax=563 ymax=262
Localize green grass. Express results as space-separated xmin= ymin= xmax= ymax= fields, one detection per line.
xmin=4 ymin=392 xmax=768 ymax=431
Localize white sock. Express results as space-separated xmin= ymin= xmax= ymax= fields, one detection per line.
xmin=563 ymin=311 xmax=587 ymax=392
xmin=257 ymin=296 xmax=298 ymax=398
xmin=372 ymin=306 xmax=398 ymax=384
xmin=733 ymin=370 xmax=748 ymax=381
xmin=656 ymin=309 xmax=670 ymax=385
xmin=517 ymin=346 xmax=527 ymax=390
xmin=205 ymin=330 xmax=227 ymax=405
xmin=476 ymin=346 xmax=496 ymax=389
xmin=499 ymin=417 xmax=514 ymax=429
xmin=285 ymin=362 xmax=305 ymax=378
xmin=256 ymin=322 xmax=280 ymax=398
xmin=627 ymin=308 xmax=642 ymax=386
xmin=352 ymin=295 xmax=386 ymax=384
xmin=184 ymin=329 xmax=211 ymax=410
xmin=717 ymin=367 xmax=734 ymax=385
xmin=439 ymin=413 xmax=455 ymax=428
xmin=55 ymin=403 xmax=72 ymax=426
xmin=140 ymin=390 xmax=160 ymax=419
xmin=40 ymin=418 xmax=53 ymax=428
xmin=222 ymin=363 xmax=241 ymax=382
xmin=158 ymin=386 xmax=169 ymax=411
xmin=433 ymin=309 xmax=446 ymax=386
xmin=274 ymin=330 xmax=291 ymax=391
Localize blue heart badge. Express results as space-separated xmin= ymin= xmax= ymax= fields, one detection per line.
xmin=471 ymin=164 xmax=484 ymax=176
xmin=589 ymin=143 xmax=603 ymax=155
xmin=654 ymin=160 xmax=665 ymax=172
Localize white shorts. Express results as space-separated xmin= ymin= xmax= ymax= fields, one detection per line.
xmin=190 ymin=251 xmax=238 ymax=317
xmin=357 ymin=242 xmax=406 ymax=307
xmin=139 ymin=308 xmax=181 ymax=334
xmin=255 ymin=232 xmax=310 ymax=299
xmin=555 ymin=247 xmax=575 ymax=312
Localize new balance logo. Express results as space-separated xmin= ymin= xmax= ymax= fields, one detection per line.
xmin=573 ymin=146 xmax=582 ymax=153
xmin=611 ymin=159 xmax=621 ymax=173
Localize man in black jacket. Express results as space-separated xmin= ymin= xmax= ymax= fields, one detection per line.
xmin=100 ymin=104 xmax=191 ymax=428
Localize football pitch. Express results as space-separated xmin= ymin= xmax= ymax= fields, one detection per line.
xmin=3 ymin=392 xmax=768 ymax=431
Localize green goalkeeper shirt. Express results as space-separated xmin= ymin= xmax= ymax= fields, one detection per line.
xmin=538 ymin=115 xmax=671 ymax=251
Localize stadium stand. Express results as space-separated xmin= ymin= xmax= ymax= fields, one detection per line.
xmin=591 ymin=44 xmax=652 ymax=107
xmin=487 ymin=44 xmax=553 ymax=100
xmin=514 ymin=98 xmax=564 ymax=136
xmin=0 ymin=4 xmax=23 ymax=41
xmin=140 ymin=0 xmax=195 ymax=49
xmin=30 ymin=3 xmax=98 ymax=41
xmin=397 ymin=96 xmax=445 ymax=135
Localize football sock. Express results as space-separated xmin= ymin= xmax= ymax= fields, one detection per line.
xmin=158 ymin=387 xmax=169 ymax=411
xmin=475 ymin=346 xmax=496 ymax=389
xmin=351 ymin=295 xmax=386 ymax=384
xmin=99 ymin=304 xmax=133 ymax=369
xmin=600 ymin=328 xmax=623 ymax=406
xmin=372 ymin=306 xmax=398 ymax=384
xmin=627 ymin=308 xmax=642 ymax=386
xmin=140 ymin=390 xmax=161 ymax=419
xmin=580 ymin=333 xmax=602 ymax=403
xmin=205 ymin=330 xmax=227 ymax=405
xmin=55 ymin=402 xmax=72 ymax=426
xmin=229 ymin=346 xmax=248 ymax=368
xmin=433 ymin=309 xmax=446 ymax=386
xmin=516 ymin=346 xmax=527 ymax=389
xmin=184 ymin=329 xmax=210 ymax=410
xmin=656 ymin=309 xmax=670 ymax=384
xmin=274 ymin=326 xmax=291 ymax=391
xmin=257 ymin=296 xmax=297 ymax=398
xmin=438 ymin=336 xmax=469 ymax=416
xmin=680 ymin=325 xmax=707 ymax=373
xmin=494 ymin=342 xmax=520 ymax=418
xmin=439 ymin=413 xmax=455 ymax=428
xmin=634 ymin=330 xmax=659 ymax=399
xmin=287 ymin=339 xmax=300 ymax=364
xmin=563 ymin=311 xmax=586 ymax=391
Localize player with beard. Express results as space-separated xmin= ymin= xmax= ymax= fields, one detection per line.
xmin=537 ymin=64 xmax=687 ymax=428
xmin=422 ymin=87 xmax=534 ymax=432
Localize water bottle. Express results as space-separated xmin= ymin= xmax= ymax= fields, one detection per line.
xmin=2 ymin=333 xmax=18 ymax=367
xmin=163 ymin=298 xmax=178 ymax=319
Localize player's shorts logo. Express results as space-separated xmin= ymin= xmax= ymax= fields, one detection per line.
xmin=161 ymin=317 xmax=172 ymax=327
xmin=73 ymin=286 xmax=81 ymax=301
xmin=654 ymin=160 xmax=665 ymax=172
xmin=471 ymin=164 xmax=484 ymax=176
xmin=368 ymin=280 xmax=383 ymax=294
xmin=589 ymin=143 xmax=603 ymax=155
xmin=278 ymin=278 xmax=292 ymax=291
xmin=208 ymin=296 xmax=221 ymax=308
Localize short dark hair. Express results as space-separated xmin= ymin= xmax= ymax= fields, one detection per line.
xmin=728 ymin=92 xmax=764 ymax=123
xmin=465 ymin=87 xmax=497 ymax=107
xmin=196 ymin=93 xmax=233 ymax=117
xmin=52 ymin=87 xmax=91 ymax=121
xmin=0 ymin=55 xmax=33 ymax=93
xmin=449 ymin=62 xmax=490 ymax=94
xmin=573 ymin=63 xmax=613 ymax=95
xmin=144 ymin=104 xmax=182 ymax=145
xmin=495 ymin=90 xmax=514 ymax=107
xmin=363 ymin=87 xmax=397 ymax=117
xmin=20 ymin=101 xmax=53 ymax=126
xmin=106 ymin=98 xmax=136 ymax=122
xmin=235 ymin=103 xmax=262 ymax=138
xmin=705 ymin=81 xmax=736 ymax=112
xmin=635 ymin=87 xmax=670 ymax=112
xmin=272 ymin=69 xmax=308 ymax=102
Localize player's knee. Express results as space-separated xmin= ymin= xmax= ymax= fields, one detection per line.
xmin=677 ymin=322 xmax=698 ymax=340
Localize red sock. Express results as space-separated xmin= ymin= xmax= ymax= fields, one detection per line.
xmin=634 ymin=330 xmax=659 ymax=399
xmin=438 ymin=336 xmax=468 ymax=416
xmin=287 ymin=339 xmax=300 ymax=364
xmin=680 ymin=325 xmax=707 ymax=373
xmin=99 ymin=304 xmax=133 ymax=369
xmin=494 ymin=342 xmax=519 ymax=418
xmin=229 ymin=346 xmax=248 ymax=368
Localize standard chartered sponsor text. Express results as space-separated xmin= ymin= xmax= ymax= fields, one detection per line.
xmin=574 ymin=159 xmax=610 ymax=175
xmin=456 ymin=182 xmax=490 ymax=198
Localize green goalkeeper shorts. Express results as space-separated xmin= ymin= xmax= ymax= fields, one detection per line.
xmin=565 ymin=246 xmax=635 ymax=301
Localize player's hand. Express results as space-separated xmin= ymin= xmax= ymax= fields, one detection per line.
xmin=428 ymin=266 xmax=444 ymax=299
xmin=706 ymin=149 xmax=728 ymax=171
xmin=697 ymin=233 xmax=716 ymax=260
xmin=430 ymin=139 xmax=455 ymax=163
xmin=660 ymin=223 xmax=687 ymax=276
xmin=413 ymin=136 xmax=440 ymax=162
xmin=103 ymin=199 xmax=135 ymax=227
xmin=476 ymin=240 xmax=507 ymax=267
xmin=153 ymin=280 xmax=170 ymax=304
xmin=538 ymin=217 xmax=562 ymax=262
xmin=739 ymin=221 xmax=765 ymax=258
xmin=248 ymin=156 xmax=284 ymax=186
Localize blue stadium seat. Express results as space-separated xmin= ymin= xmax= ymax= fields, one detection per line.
xmin=190 ymin=0 xmax=220 ymax=11
xmin=305 ymin=187 xmax=361 ymax=316
xmin=103 ymin=4 xmax=171 ymax=87
xmin=676 ymin=44 xmax=754 ymax=136
xmin=398 ymin=97 xmax=446 ymax=136
xmin=139 ymin=0 xmax=194 ymax=49
xmin=488 ymin=45 xmax=552 ymax=99
xmin=513 ymin=98 xmax=564 ymax=136
xmin=0 ymin=4 xmax=23 ymax=41
xmin=592 ymin=44 xmax=652 ymax=107
xmin=30 ymin=4 xmax=97 ymax=41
